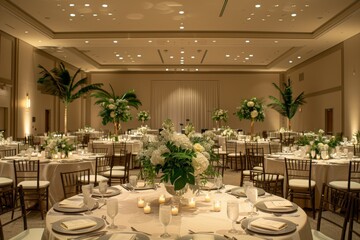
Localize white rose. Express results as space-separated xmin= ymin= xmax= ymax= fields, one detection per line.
xmin=250 ymin=110 xmax=258 ymax=118
xmin=193 ymin=143 xmax=205 ymax=153
xmin=247 ymin=101 xmax=255 ymax=107
xmin=192 ymin=152 xmax=209 ymax=176
xmin=109 ymin=99 xmax=114 ymax=103
xmin=108 ymin=104 xmax=115 ymax=110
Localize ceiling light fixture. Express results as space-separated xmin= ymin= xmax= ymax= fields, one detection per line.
xmin=225 ymin=54 xmax=230 ymax=57
xmin=148 ymin=40 xmax=152 ymax=43
xmin=70 ymin=13 xmax=76 ymax=17
xmin=166 ymin=68 xmax=169 ymax=71
xmin=255 ymin=4 xmax=261 ymax=8
xmin=212 ymin=40 xmax=217 ymax=43
xmin=113 ymin=40 xmax=118 ymax=43
xmin=297 ymin=56 xmax=301 ymax=59
xmin=291 ymin=13 xmax=297 ymax=17
xmin=119 ymin=57 xmax=123 ymax=60
xmin=179 ymin=26 xmax=184 ymax=30
xmin=24 ymin=31 xmax=28 ymax=34
xmin=69 ymin=3 xmax=75 ymax=7
xmin=245 ymin=40 xmax=250 ymax=43
xmin=85 ymin=40 xmax=89 ymax=44
xmin=170 ymin=56 xmax=174 ymax=59
xmin=137 ymin=55 xmax=142 ymax=58
xmin=195 ymin=69 xmax=199 ymax=71
xmin=84 ymin=3 xmax=90 ymax=7
xmin=289 ymin=60 xmax=293 ymax=63
xmin=179 ymin=10 xmax=184 ymax=14
xmin=194 ymin=40 xmax=198 ymax=43
xmin=180 ymin=50 xmax=185 ymax=54
xmin=249 ymin=54 xmax=253 ymax=57
xmin=102 ymin=4 xmax=108 ymax=8
xmin=108 ymin=13 xmax=113 ymax=16
xmin=93 ymin=13 xmax=98 ymax=17
xmin=191 ymin=56 xmax=195 ymax=59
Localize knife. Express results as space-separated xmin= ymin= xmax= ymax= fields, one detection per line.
xmin=68 ymin=230 xmax=107 ymax=240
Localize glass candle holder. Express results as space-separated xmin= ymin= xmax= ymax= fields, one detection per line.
xmin=213 ymin=200 xmax=221 ymax=212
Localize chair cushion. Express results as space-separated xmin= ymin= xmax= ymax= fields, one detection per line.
xmin=9 ymin=228 xmax=44 ymax=240
xmin=18 ymin=181 xmax=50 ymax=189
xmin=88 ymin=175 xmax=108 ymax=183
xmin=311 ymin=229 xmax=334 ymax=240
xmin=0 ymin=177 xmax=13 ymax=187
xmin=242 ymin=170 xmax=251 ymax=176
xmin=112 ymin=166 xmax=125 ymax=170
xmin=228 ymin=153 xmax=241 ymax=157
xmin=110 ymin=170 xmax=125 ymax=178
xmin=289 ymin=179 xmax=316 ymax=189
xmin=329 ymin=181 xmax=360 ymax=191
xmin=253 ymin=174 xmax=284 ymax=181
xmin=253 ymin=166 xmax=263 ymax=171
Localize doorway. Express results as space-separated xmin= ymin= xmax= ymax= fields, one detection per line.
xmin=325 ymin=108 xmax=333 ymax=135
xmin=45 ymin=109 xmax=50 ymax=133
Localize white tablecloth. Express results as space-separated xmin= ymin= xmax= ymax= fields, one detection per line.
xmin=43 ymin=184 xmax=312 ymax=240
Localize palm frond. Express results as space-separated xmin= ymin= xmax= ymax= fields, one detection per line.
xmin=71 ymin=84 xmax=103 ymax=101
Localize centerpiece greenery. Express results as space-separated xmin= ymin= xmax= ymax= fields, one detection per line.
xmin=268 ymin=79 xmax=306 ymax=131
xmin=235 ymin=97 xmax=265 ymax=135
xmin=138 ymin=119 xmax=217 ymax=191
xmin=212 ymin=108 xmax=228 ymax=129
xmin=92 ymin=85 xmax=141 ymax=135
xmin=40 ymin=133 xmax=75 ymax=158
xmin=37 ymin=62 xmax=103 ymax=134
xmin=137 ymin=110 xmax=151 ymax=125
xmin=221 ymin=126 xmax=237 ymax=139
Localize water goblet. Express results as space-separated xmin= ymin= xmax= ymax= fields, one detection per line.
xmin=214 ymin=175 xmax=223 ymax=193
xmin=227 ymin=200 xmax=239 ymax=234
xmin=82 ymin=184 xmax=94 ymax=214
xmin=129 ymin=175 xmax=138 ymax=193
xmin=246 ymin=186 xmax=258 ymax=217
xmin=107 ymin=198 xmax=119 ymax=229
xmin=159 ymin=205 xmax=172 ymax=238
xmin=98 ymin=180 xmax=108 ymax=204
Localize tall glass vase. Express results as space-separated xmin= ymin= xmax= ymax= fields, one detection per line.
xmin=250 ymin=119 xmax=255 ymax=136
xmin=113 ymin=121 xmax=120 ymax=135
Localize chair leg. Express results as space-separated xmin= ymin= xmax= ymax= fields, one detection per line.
xmin=311 ymin=189 xmax=316 ymax=220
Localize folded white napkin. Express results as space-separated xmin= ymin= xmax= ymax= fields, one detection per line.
xmin=59 ymin=199 xmax=84 ymax=209
xmin=264 ymin=200 xmax=293 ymax=209
xmin=61 ymin=219 xmax=97 ymax=230
xmin=250 ymin=218 xmax=287 ymax=231
xmin=109 ymin=233 xmax=136 ymax=240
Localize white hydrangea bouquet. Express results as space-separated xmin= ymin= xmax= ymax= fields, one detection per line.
xmin=137 ymin=110 xmax=151 ymax=124
xmin=41 ymin=133 xmax=75 ymax=157
xmin=138 ymin=119 xmax=217 ymax=191
xmin=221 ymin=126 xmax=237 ymax=139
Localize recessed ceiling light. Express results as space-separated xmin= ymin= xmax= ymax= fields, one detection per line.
xmin=102 ymin=4 xmax=108 ymax=8
xmin=181 ymin=56 xmax=184 ymax=60
xmin=24 ymin=31 xmax=28 ymax=34
xmin=113 ymin=40 xmax=118 ymax=43
xmin=179 ymin=10 xmax=184 ymax=14
xmin=278 ymin=18 xmax=283 ymax=21
xmin=108 ymin=13 xmax=113 ymax=16
xmin=291 ymin=13 xmax=297 ymax=17
xmin=116 ymin=54 xmax=120 ymax=57
xmin=305 ymin=4 xmax=310 ymax=7
xmin=262 ymin=18 xmax=266 ymax=21
xmin=212 ymin=40 xmax=217 ymax=43
xmin=70 ymin=13 xmax=76 ymax=17
xmin=297 ymin=56 xmax=301 ymax=59
xmin=191 ymin=56 xmax=195 ymax=59
xmin=119 ymin=57 xmax=123 ymax=60
xmin=179 ymin=26 xmax=184 ymax=30
xmin=250 ymin=13 xmax=255 ymax=16
xmin=166 ymin=68 xmax=169 ymax=71
xmin=85 ymin=40 xmax=89 ymax=44
xmin=255 ymin=4 xmax=261 ymax=8
xmin=194 ymin=40 xmax=198 ymax=43
xmin=69 ymin=3 xmax=75 ymax=7
xmin=84 ymin=3 xmax=90 ymax=7
xmin=249 ymin=54 xmax=253 ymax=57
xmin=195 ymin=69 xmax=199 ymax=71
xmin=127 ymin=55 xmax=131 ymax=57
xmin=180 ymin=50 xmax=184 ymax=54
xmin=291 ymin=4 xmax=296 ymax=7
xmin=38 ymin=40 xmax=42 ymax=43
xmin=93 ymin=13 xmax=98 ymax=17
xmin=245 ymin=40 xmax=250 ymax=43
xmin=247 ymin=17 xmax=252 ymax=21
xmin=225 ymin=54 xmax=230 ymax=58
xmin=148 ymin=40 xmax=152 ymax=43
xmin=289 ymin=60 xmax=293 ymax=63
xmin=137 ymin=54 xmax=142 ymax=58
xmin=170 ymin=56 xmax=174 ymax=59
xmin=181 ymin=69 xmax=185 ymax=71
xmin=274 ymin=40 xmax=279 ymax=43
xmin=275 ymin=4 xmax=279 ymax=7
xmin=245 ymin=57 xmax=249 ymax=60
xmin=180 ymin=62 xmax=184 ymax=65
xmin=167 ymin=40 xmax=170 ymax=43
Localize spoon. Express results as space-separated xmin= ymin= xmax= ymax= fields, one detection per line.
xmin=101 ymin=215 xmax=109 ymax=225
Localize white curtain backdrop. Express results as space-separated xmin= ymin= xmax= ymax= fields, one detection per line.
xmin=151 ymin=80 xmax=219 ymax=132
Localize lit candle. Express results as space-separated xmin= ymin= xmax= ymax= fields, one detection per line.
xmin=171 ymin=206 xmax=179 ymax=215
xmin=213 ymin=200 xmax=221 ymax=212
xmin=137 ymin=197 xmax=145 ymax=208
xmin=159 ymin=194 xmax=166 ymax=204
xmin=143 ymin=203 xmax=151 ymax=214
xmin=316 ymin=154 xmax=320 ymax=160
xmin=188 ymin=197 xmax=196 ymax=208
xmin=204 ymin=193 xmax=211 ymax=202
xmin=54 ymin=154 xmax=59 ymax=159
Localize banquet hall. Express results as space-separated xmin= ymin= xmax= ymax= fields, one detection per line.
xmin=1 ymin=0 xmax=360 ymax=240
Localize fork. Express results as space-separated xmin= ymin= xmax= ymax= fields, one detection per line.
xmin=101 ymin=215 xmax=109 ymax=225
xmin=188 ymin=229 xmax=214 ymax=234
xmin=131 ymin=226 xmax=152 ymax=236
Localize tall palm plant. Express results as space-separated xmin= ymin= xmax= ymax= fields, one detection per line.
xmin=268 ymin=79 xmax=306 ymax=130
xmin=92 ymin=84 xmax=142 ymax=134
xmin=37 ymin=62 xmax=103 ymax=134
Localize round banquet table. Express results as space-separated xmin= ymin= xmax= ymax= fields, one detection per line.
xmin=216 ymin=137 xmax=271 ymax=154
xmin=0 ymin=156 xmax=97 ymax=205
xmin=265 ymin=153 xmax=354 ymax=207
xmin=43 ymin=184 xmax=312 ymax=240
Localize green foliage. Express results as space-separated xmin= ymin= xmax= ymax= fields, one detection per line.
xmin=235 ymin=97 xmax=265 ymax=122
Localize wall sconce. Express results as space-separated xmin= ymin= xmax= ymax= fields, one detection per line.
xmin=26 ymin=93 xmax=31 ymax=109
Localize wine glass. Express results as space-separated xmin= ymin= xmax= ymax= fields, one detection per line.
xmin=129 ymin=175 xmax=138 ymax=193
xmin=98 ymin=180 xmax=108 ymax=204
xmin=227 ymin=200 xmax=239 ymax=234
xmin=107 ymin=198 xmax=119 ymax=229
xmin=214 ymin=175 xmax=223 ymax=193
xmin=246 ymin=186 xmax=258 ymax=217
xmin=82 ymin=184 xmax=94 ymax=215
xmin=159 ymin=204 xmax=172 ymax=238
xmin=310 ymin=150 xmax=316 ymax=159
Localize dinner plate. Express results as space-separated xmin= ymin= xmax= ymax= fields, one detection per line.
xmin=92 ymin=186 xmax=121 ymax=197
xmin=53 ymin=201 xmax=98 ymax=213
xmin=241 ymin=217 xmax=297 ymax=236
xmin=179 ymin=234 xmax=227 ymax=240
xmin=230 ymin=187 xmax=265 ymax=197
xmin=255 ymin=200 xmax=298 ymax=213
xmin=122 ymin=183 xmax=157 ymax=191
xmin=52 ymin=216 xmax=105 ymax=235
xmin=98 ymin=232 xmax=150 ymax=240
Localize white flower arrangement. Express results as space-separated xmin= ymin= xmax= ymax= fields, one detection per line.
xmin=235 ymin=97 xmax=265 ymax=122
xmin=221 ymin=126 xmax=237 ymax=139
xmin=41 ymin=133 xmax=75 ymax=157
xmin=212 ymin=108 xmax=228 ymax=122
xmin=138 ymin=125 xmax=149 ymax=135
xmin=137 ymin=110 xmax=151 ymax=123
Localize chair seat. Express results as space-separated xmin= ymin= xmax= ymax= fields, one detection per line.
xmin=289 ymin=179 xmax=316 ymax=189
xmin=17 ymin=181 xmax=50 ymax=189
xmin=242 ymin=170 xmax=251 ymax=176
xmin=253 ymin=166 xmax=263 ymax=171
xmin=0 ymin=177 xmax=13 ymax=187
xmin=9 ymin=228 xmax=44 ymax=240
xmin=227 ymin=153 xmax=241 ymax=157
xmin=107 ymin=170 xmax=125 ymax=178
xmin=112 ymin=166 xmax=125 ymax=170
xmin=311 ymin=229 xmax=334 ymax=240
xmin=328 ymin=180 xmax=360 ymax=191
xmin=88 ymin=175 xmax=108 ymax=183
xmin=253 ymin=174 xmax=284 ymax=181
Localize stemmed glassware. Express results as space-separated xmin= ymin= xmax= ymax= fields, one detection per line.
xmin=82 ymin=184 xmax=94 ymax=215
xmin=107 ymin=198 xmax=119 ymax=229
xmin=129 ymin=175 xmax=138 ymax=193
xmin=227 ymin=200 xmax=239 ymax=234
xmin=98 ymin=180 xmax=108 ymax=204
xmin=214 ymin=175 xmax=223 ymax=193
xmin=246 ymin=185 xmax=258 ymax=217
xmin=159 ymin=205 xmax=172 ymax=238
xmin=310 ymin=150 xmax=316 ymax=159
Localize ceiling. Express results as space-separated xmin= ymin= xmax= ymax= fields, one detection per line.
xmin=0 ymin=0 xmax=360 ymax=73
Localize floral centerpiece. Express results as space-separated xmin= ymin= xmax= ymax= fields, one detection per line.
xmin=235 ymin=97 xmax=265 ymax=135
xmin=221 ymin=126 xmax=237 ymax=139
xmin=40 ymin=133 xmax=75 ymax=158
xmin=184 ymin=122 xmax=195 ymax=137
xmin=353 ymin=130 xmax=360 ymax=144
xmin=137 ymin=110 xmax=151 ymax=125
xmin=138 ymin=125 xmax=149 ymax=135
xmin=138 ymin=119 xmax=217 ymax=191
xmin=212 ymin=109 xmax=228 ymax=129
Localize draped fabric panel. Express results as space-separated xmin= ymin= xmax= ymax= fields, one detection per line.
xmin=151 ymin=80 xmax=219 ymax=132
